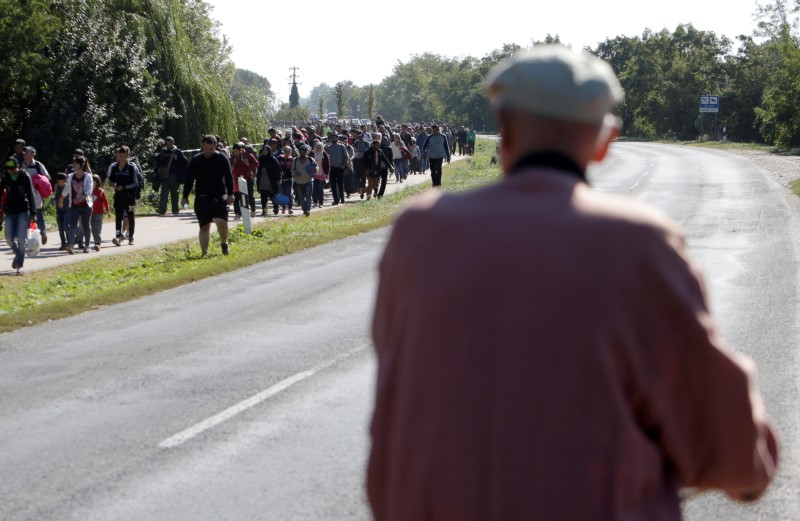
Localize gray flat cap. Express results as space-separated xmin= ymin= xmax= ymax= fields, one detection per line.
xmin=485 ymin=45 xmax=624 ymax=125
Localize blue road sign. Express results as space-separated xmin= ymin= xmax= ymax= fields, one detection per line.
xmin=700 ymin=95 xmax=719 ymax=113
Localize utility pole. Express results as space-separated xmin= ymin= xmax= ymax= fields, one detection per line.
xmin=288 ymin=67 xmax=301 ymax=108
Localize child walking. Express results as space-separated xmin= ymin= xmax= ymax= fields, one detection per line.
xmin=409 ymin=138 xmax=421 ymax=174
xmin=90 ymin=174 xmax=110 ymax=251
xmin=54 ymin=172 xmax=70 ymax=250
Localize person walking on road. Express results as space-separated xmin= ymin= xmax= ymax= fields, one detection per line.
xmin=155 ymin=136 xmax=188 ymax=215
xmin=290 ymin=145 xmax=316 ymax=216
xmin=257 ymin=140 xmax=282 ymax=216
xmin=107 ymin=145 xmax=143 ymax=246
xmin=422 ymin=124 xmax=450 ymax=187
xmin=362 ymin=140 xmax=393 ymax=200
xmin=368 ymin=45 xmax=779 ymax=521
xmin=181 ymin=135 xmax=234 ymax=257
xmin=0 ymin=157 xmax=35 ymax=272
xmin=60 ymin=156 xmax=93 ymax=254
xmin=90 ymin=174 xmax=110 ymax=251
xmin=325 ymin=133 xmax=349 ymax=205
xmin=21 ymin=146 xmax=52 ymax=245
xmin=466 ymin=127 xmax=477 ymax=156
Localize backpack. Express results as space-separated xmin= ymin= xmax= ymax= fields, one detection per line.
xmin=400 ymin=147 xmax=412 ymax=160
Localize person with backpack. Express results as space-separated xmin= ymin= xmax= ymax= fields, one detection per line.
xmin=325 ymin=133 xmax=350 ymax=206
xmin=0 ymin=157 xmax=36 ymax=272
xmin=155 ymin=136 xmax=189 ymax=216
xmin=107 ymin=145 xmax=143 ymax=246
xmin=22 ymin=146 xmax=53 ymax=245
xmin=291 ymin=145 xmax=316 ymax=216
xmin=422 ymin=125 xmax=451 ymax=188
xmin=362 ymin=140 xmax=394 ymax=200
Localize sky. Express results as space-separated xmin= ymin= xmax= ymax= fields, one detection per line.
xmin=205 ymin=0 xmax=764 ymax=104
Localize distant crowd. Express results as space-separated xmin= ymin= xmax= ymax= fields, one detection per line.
xmin=0 ymin=116 xmax=479 ymax=271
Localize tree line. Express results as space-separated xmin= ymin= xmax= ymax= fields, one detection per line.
xmin=295 ymin=1 xmax=800 ymax=147
xmin=3 ymin=0 xmax=799 ymax=176
xmin=0 ymin=0 xmax=273 ymax=172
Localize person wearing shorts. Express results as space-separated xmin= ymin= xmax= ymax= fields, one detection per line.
xmin=181 ymin=135 xmax=234 ymax=256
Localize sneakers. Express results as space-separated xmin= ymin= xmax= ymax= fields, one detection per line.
xmin=94 ymin=244 xmax=100 ymax=251
xmin=59 ymin=244 xmax=66 ymax=251
xmin=111 ymin=235 xmax=122 ymax=246
xmin=128 ymin=238 xmax=134 ymax=246
xmin=221 ymin=243 xmax=229 ymax=255
xmin=83 ymin=246 xmax=90 ymax=253
xmin=303 ymin=211 xmax=310 ymax=217
xmin=11 ymin=259 xmax=17 ymax=270
xmin=41 ymin=232 xmax=47 ymax=245
xmin=288 ymin=209 xmax=293 ymax=214
xmin=65 ymin=245 xmax=74 ymax=254
xmin=250 ymin=209 xmax=256 ymax=218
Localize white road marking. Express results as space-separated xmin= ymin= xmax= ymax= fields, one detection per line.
xmin=629 ymin=171 xmax=649 ymax=191
xmin=158 ymin=349 xmax=362 ymax=449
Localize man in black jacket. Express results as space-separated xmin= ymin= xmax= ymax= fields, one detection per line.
xmin=0 ymin=157 xmax=36 ymax=272
xmin=155 ymin=136 xmax=189 ymax=215
xmin=181 ymin=135 xmax=234 ymax=256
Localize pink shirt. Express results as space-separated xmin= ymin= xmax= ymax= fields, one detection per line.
xmin=369 ymin=169 xmax=778 ymax=521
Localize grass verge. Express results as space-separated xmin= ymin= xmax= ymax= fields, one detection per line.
xmin=0 ymin=141 xmax=500 ymax=333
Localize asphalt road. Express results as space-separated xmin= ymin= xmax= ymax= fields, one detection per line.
xmin=0 ymin=143 xmax=797 ymax=520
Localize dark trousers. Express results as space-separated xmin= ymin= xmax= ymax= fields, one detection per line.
xmin=429 ymin=158 xmax=444 ymax=187
xmin=158 ymin=174 xmax=180 ymax=214
xmin=114 ymin=196 xmax=135 ymax=239
xmin=353 ymin=159 xmax=366 ymax=190
xmin=312 ymin=178 xmax=325 ymax=205
xmin=330 ymin=166 xmax=345 ymax=203
xmin=233 ymin=178 xmax=255 ymax=216
xmin=67 ymin=205 xmax=92 ymax=248
xmin=57 ymin=209 xmax=69 ymax=245
xmin=260 ymin=191 xmax=278 ymax=214
xmin=377 ymin=169 xmax=389 ymax=197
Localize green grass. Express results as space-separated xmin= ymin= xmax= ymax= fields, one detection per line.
xmin=0 ymin=140 xmax=501 ymax=333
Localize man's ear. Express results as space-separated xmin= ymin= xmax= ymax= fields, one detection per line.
xmin=592 ymin=124 xmax=620 ymax=162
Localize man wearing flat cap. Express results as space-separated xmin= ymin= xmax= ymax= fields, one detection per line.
xmin=368 ymin=45 xmax=778 ymax=521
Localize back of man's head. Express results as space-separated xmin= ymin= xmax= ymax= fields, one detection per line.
xmin=486 ymin=45 xmax=623 ymax=126
xmin=486 ymin=45 xmax=624 ymax=172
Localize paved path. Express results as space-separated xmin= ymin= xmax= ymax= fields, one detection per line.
xmin=0 ymin=166 xmax=450 ymax=274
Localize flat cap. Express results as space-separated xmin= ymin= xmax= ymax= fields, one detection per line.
xmin=485 ymin=45 xmax=623 ymax=125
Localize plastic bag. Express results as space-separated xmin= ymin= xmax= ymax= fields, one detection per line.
xmin=26 ymin=223 xmax=40 ymax=257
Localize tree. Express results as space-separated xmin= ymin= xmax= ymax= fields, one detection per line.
xmin=334 ymin=82 xmax=348 ymax=118
xmin=753 ymin=0 xmax=800 ymax=145
xmin=367 ymin=85 xmax=376 ymax=120
xmin=274 ymin=105 xmax=310 ymax=126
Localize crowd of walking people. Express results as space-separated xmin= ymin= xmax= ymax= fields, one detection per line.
xmin=0 ymin=118 xmax=476 ymax=271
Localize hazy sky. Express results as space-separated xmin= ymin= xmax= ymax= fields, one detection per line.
xmin=205 ymin=0 xmax=764 ymax=103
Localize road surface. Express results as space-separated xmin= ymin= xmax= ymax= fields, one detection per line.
xmin=0 ymin=143 xmax=797 ymax=520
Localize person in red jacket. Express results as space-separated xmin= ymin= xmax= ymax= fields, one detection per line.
xmin=230 ymin=142 xmax=258 ymax=220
